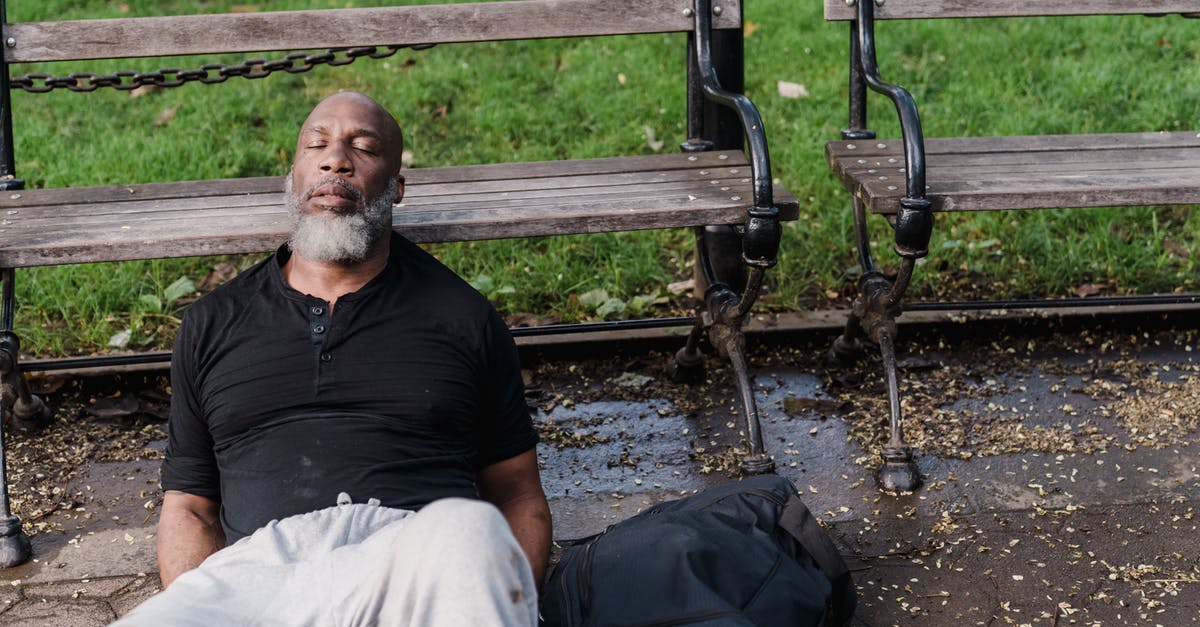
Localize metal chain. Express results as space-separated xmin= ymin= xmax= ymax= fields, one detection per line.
xmin=8 ymin=44 xmax=434 ymax=93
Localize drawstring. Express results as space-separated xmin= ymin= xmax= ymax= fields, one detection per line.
xmin=335 ymin=492 xmax=381 ymax=507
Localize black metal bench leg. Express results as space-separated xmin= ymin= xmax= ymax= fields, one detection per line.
xmin=711 ymin=319 xmax=773 ymax=474
xmin=0 ymin=269 xmax=41 ymax=567
xmin=668 ymin=321 xmax=707 ymax=384
xmin=874 ymin=327 xmax=920 ymax=491
xmin=669 ymin=225 xmax=775 ymax=474
xmin=828 ymin=312 xmax=865 ymax=364
xmin=846 ymin=264 xmax=922 ymax=492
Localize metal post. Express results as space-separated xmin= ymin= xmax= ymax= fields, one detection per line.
xmin=702 ymin=17 xmax=744 ymax=152
xmin=682 ymin=31 xmax=713 ymax=152
xmin=844 ymin=21 xmax=875 ymax=140
xmin=0 ymin=0 xmax=22 ymax=192
xmin=682 ymin=3 xmax=745 ymax=152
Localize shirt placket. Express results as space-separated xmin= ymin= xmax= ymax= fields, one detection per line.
xmin=308 ymin=302 xmax=333 ymax=389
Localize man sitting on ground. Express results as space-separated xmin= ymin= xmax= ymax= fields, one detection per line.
xmin=117 ymin=91 xmax=551 ymax=626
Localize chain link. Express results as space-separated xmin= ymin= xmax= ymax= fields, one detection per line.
xmin=8 ymin=44 xmax=434 ymax=93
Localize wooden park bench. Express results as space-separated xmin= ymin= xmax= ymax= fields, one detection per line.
xmin=0 ymin=0 xmax=796 ymax=566
xmin=823 ymin=0 xmax=1200 ymax=491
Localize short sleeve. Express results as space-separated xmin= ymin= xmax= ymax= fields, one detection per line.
xmin=471 ymin=308 xmax=538 ymax=469
xmin=160 ymin=310 xmax=221 ymax=500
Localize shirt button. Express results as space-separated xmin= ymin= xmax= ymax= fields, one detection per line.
xmin=313 ymin=325 xmax=326 ymax=334
xmin=311 ymin=306 xmax=324 ymax=315
xmin=320 ymin=352 xmax=332 ymax=363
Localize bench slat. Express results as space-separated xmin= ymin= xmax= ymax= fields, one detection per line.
xmin=7 ymin=151 xmax=742 ymax=208
xmin=0 ymin=153 xmax=797 ymax=267
xmin=7 ymin=172 xmax=759 ymax=224
xmin=5 ymin=0 xmax=742 ymax=64
xmin=826 ymin=131 xmax=1200 ymax=213
xmin=825 ymin=0 xmax=1200 ymax=21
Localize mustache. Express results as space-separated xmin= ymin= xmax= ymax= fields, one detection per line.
xmin=302 ymin=176 xmax=364 ymax=203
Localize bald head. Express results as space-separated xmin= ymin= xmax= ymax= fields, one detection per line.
xmin=297 ymin=92 xmax=405 ymax=172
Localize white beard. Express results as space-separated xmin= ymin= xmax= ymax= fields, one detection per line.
xmin=285 ymin=173 xmax=396 ymax=264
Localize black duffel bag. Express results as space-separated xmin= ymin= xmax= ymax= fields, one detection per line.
xmin=541 ymin=475 xmax=856 ymax=626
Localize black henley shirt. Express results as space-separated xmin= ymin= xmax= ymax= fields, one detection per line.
xmin=161 ymin=234 xmax=538 ymax=543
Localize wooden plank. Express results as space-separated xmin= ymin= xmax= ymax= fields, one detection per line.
xmin=825 ymin=132 xmax=1200 ymax=213
xmin=4 ymin=174 xmax=768 ymax=229
xmin=5 ymin=169 xmax=726 ymax=219
xmin=5 ymin=0 xmax=742 ymax=63
xmin=825 ymin=0 xmax=1200 ymax=21
xmin=0 ymin=157 xmax=797 ymax=267
xmin=5 ymin=152 xmax=747 ymax=208
xmin=833 ymin=150 xmax=1200 ymax=186
xmin=826 ymin=132 xmax=1200 ymax=160
xmin=6 ymin=175 xmax=796 ymax=236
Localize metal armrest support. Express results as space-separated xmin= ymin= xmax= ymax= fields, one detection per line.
xmin=691 ymin=0 xmax=780 ymax=317
xmin=852 ymin=0 xmax=932 ymax=259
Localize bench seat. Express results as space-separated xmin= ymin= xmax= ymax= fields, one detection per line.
xmin=826 ymin=131 xmax=1200 ymax=214
xmin=0 ymin=151 xmax=796 ymax=268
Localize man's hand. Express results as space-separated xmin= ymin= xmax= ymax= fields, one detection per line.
xmin=156 ymin=490 xmax=225 ymax=588
xmin=477 ymin=449 xmax=552 ymax=587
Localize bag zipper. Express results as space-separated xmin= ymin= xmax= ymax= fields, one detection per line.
xmin=577 ymin=532 xmax=598 ymax=624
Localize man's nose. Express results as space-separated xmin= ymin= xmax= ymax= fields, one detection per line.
xmin=319 ymin=145 xmax=353 ymax=174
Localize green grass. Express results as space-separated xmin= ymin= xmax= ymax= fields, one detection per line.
xmin=5 ymin=1 xmax=1200 ymax=357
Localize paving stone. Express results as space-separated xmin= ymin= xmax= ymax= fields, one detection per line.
xmin=22 ymin=576 xmax=134 ymax=600
xmin=109 ymin=576 xmax=161 ymax=618
xmin=0 ymin=597 xmax=114 ymax=626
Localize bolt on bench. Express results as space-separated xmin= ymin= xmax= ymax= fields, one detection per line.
xmin=823 ymin=0 xmax=1200 ymax=491
xmin=0 ymin=0 xmax=797 ymax=566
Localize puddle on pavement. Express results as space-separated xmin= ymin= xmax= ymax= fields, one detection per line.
xmin=537 ymin=399 xmax=706 ymax=497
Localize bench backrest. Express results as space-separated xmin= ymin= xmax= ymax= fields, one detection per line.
xmin=825 ymin=0 xmax=1200 ymax=21
xmin=5 ymin=0 xmax=742 ymax=64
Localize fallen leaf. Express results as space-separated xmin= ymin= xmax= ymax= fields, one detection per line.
xmin=1073 ymin=283 xmax=1106 ymax=297
xmin=231 ymin=5 xmax=259 ymax=12
xmin=777 ymin=80 xmax=809 ymax=99
xmin=84 ymin=395 xmax=140 ymax=419
xmin=610 ymin=372 xmax=654 ymax=388
xmin=1163 ymin=239 xmax=1189 ymax=259
xmin=744 ymin=21 xmax=760 ymax=38
xmin=617 ymin=73 xmax=627 ymax=85
xmin=783 ymin=397 xmax=849 ymax=416
xmin=642 ymin=126 xmax=664 ymax=151
xmin=198 ymin=262 xmax=237 ymax=292
xmin=152 ymin=108 xmax=178 ymax=127
xmin=108 ymin=329 xmax=132 ymax=349
xmin=505 ymin=312 xmax=559 ymax=328
xmin=128 ymin=85 xmax=160 ymax=99
xmin=667 ymin=279 xmax=694 ymax=295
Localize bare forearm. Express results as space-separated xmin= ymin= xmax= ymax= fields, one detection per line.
xmin=498 ymin=496 xmax=553 ymax=587
xmin=156 ymin=493 xmax=225 ymax=588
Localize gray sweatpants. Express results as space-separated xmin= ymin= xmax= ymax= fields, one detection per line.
xmin=113 ymin=496 xmax=538 ymax=626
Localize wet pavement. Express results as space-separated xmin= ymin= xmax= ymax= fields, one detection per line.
xmin=0 ymin=309 xmax=1196 ymax=625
